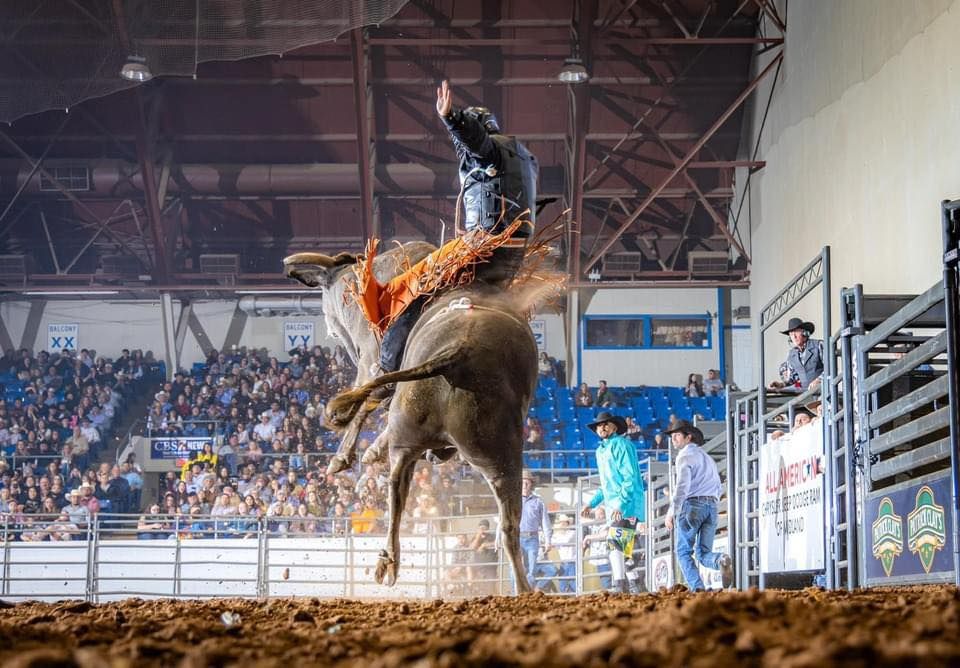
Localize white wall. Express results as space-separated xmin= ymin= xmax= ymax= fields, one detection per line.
xmin=0 ymin=299 xmax=339 ymax=365
xmin=577 ymin=288 xmax=721 ymax=387
xmin=740 ymin=0 xmax=960 ymax=385
xmin=728 ymin=288 xmax=753 ymax=390
xmin=531 ymin=312 xmax=566 ymax=361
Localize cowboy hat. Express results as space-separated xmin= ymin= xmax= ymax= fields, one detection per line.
xmin=586 ymin=411 xmax=628 ymax=435
xmin=662 ymin=419 xmax=705 ymax=445
xmin=779 ymin=317 xmax=815 ymax=336
xmin=521 ymin=470 xmax=536 ymax=482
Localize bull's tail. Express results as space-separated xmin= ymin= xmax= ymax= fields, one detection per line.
xmin=325 ymin=347 xmax=467 ymax=429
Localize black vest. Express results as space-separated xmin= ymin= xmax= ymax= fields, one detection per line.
xmin=459 ymin=135 xmax=538 ymax=237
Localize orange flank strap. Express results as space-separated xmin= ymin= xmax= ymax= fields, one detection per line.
xmin=349 ymin=218 xmax=528 ymax=336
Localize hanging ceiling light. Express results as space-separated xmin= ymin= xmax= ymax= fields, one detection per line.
xmin=558 ymin=54 xmax=590 ymax=84
xmin=120 ymin=55 xmax=153 ymax=82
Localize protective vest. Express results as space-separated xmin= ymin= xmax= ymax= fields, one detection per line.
xmin=459 ymin=135 xmax=538 ymax=237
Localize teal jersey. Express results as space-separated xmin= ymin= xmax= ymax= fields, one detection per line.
xmin=588 ymin=433 xmax=646 ymax=520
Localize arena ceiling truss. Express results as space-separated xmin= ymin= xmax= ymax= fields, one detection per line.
xmin=0 ymin=0 xmax=783 ymax=298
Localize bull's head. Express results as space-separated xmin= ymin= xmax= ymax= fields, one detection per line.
xmin=282 ymin=252 xmax=358 ymax=288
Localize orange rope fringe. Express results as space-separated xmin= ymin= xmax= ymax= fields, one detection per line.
xmin=347 ymin=217 xmax=529 ymax=336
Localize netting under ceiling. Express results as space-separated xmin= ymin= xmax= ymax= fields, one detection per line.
xmin=0 ymin=0 xmax=409 ymax=123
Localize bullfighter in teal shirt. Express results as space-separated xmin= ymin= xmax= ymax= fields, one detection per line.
xmin=581 ymin=411 xmax=646 ymax=593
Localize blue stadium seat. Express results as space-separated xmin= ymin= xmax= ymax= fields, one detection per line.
xmin=709 ymin=395 xmax=726 ymax=417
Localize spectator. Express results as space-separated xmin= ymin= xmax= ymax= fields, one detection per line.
xmin=624 ymin=416 xmax=642 ymax=442
xmin=537 ymin=352 xmax=555 ymax=379
xmin=684 ymin=373 xmax=704 ymax=398
xmin=703 ymin=369 xmax=724 ymax=396
xmin=663 ymin=420 xmax=732 ymax=591
xmin=469 ymin=519 xmax=498 ymax=594
xmin=46 ymin=512 xmax=79 ymax=542
xmin=793 ymin=407 xmax=814 ymax=431
xmin=446 ymin=533 xmax=474 ymax=595
xmin=62 ymin=489 xmax=90 ymax=528
xmin=524 ymin=417 xmax=544 ymax=450
xmin=539 ymin=513 xmax=576 ymax=593
xmin=351 ymin=494 xmax=382 ymax=534
xmin=65 ymin=427 xmax=90 ymax=471
xmin=411 ymin=492 xmax=441 ymax=534
xmin=574 ymin=383 xmax=593 ymax=408
xmin=581 ymin=411 xmax=645 ymax=594
xmin=595 ymin=380 xmax=614 ymax=408
xmin=137 ymin=504 xmax=170 ymax=540
xmin=78 ymin=482 xmax=100 ymax=515
xmin=519 ymin=471 xmax=551 ymax=591
xmin=253 ymin=412 xmax=277 ymax=443
xmin=580 ymin=506 xmax=612 ymax=591
xmin=768 ymin=317 xmax=824 ymax=392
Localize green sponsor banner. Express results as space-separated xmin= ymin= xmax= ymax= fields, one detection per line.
xmin=866 ymin=475 xmax=953 ymax=581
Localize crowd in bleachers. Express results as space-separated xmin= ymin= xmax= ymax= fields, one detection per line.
xmin=0 ymin=337 xmax=728 ymax=544
xmin=140 ymin=345 xmax=472 ymax=538
xmin=146 ymin=346 xmax=354 ymax=446
xmin=0 ymin=347 xmax=158 ymax=539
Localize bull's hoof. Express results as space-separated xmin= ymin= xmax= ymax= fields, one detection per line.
xmin=325 ymin=453 xmax=354 ymax=476
xmin=374 ymin=550 xmax=397 ymax=586
xmin=361 ymin=441 xmax=387 ymax=465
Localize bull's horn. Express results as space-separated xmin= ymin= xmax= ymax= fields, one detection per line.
xmin=282 ymin=252 xmax=358 ymax=269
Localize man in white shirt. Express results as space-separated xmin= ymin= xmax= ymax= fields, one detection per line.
xmin=79 ymin=418 xmax=101 ymax=446
xmin=664 ymin=420 xmax=732 ymax=590
xmin=253 ymin=414 xmax=276 ymax=445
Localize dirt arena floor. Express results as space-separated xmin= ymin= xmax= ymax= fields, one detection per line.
xmin=0 ymin=585 xmax=957 ymax=667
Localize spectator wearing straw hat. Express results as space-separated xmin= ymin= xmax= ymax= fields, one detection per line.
xmin=519 ymin=470 xmax=551 ymax=590
xmin=581 ymin=411 xmax=645 ymax=593
xmin=663 ymin=419 xmax=732 ymax=591
xmin=769 ymin=317 xmax=824 ymax=392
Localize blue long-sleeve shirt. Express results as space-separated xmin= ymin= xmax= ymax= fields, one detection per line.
xmin=588 ymin=433 xmax=646 ymax=520
xmin=520 ymin=493 xmax=552 ymax=545
xmin=669 ymin=443 xmax=722 ymax=518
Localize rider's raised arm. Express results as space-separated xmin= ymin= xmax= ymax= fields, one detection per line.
xmin=441 ymin=108 xmax=497 ymax=162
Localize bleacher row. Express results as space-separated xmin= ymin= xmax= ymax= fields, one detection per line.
xmin=2 ymin=364 xmax=166 ymax=406
xmin=522 ymin=376 xmax=725 ymax=472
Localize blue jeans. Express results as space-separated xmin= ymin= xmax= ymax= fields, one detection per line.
xmin=537 ymin=561 xmax=576 ymax=593
xmin=519 ymin=535 xmax=540 ymax=589
xmin=675 ymin=498 xmax=724 ymax=590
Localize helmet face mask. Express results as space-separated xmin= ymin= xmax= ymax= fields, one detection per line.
xmin=464 ymin=106 xmax=501 ymax=134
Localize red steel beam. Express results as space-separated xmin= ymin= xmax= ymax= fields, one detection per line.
xmin=753 ymin=0 xmax=787 ymax=34
xmin=367 ymin=36 xmax=783 ymax=46
xmin=644 ymin=123 xmax=753 ymax=263
xmin=688 ymin=160 xmax=765 ymax=169
xmin=568 ymin=0 xmax=598 ymax=281
xmin=350 ymin=28 xmax=375 ymax=243
xmin=583 ymin=51 xmax=782 ymax=274
xmin=683 ymin=170 xmax=750 ymax=262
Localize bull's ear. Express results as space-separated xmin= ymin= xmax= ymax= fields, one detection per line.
xmin=283 ymin=252 xmax=357 ymax=288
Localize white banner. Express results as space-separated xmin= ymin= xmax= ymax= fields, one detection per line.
xmin=651 ymin=553 xmax=673 ymax=590
xmin=759 ymin=424 xmax=826 ymax=572
xmin=283 ymin=321 xmax=314 ymax=351
xmin=47 ymin=323 xmax=78 ymax=352
xmin=530 ymin=319 xmax=546 ymax=352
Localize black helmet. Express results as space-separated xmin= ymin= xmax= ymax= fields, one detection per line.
xmin=464 ymin=106 xmax=501 ymax=134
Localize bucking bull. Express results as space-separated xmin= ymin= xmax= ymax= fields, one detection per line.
xmin=283 ymin=243 xmax=546 ymax=592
